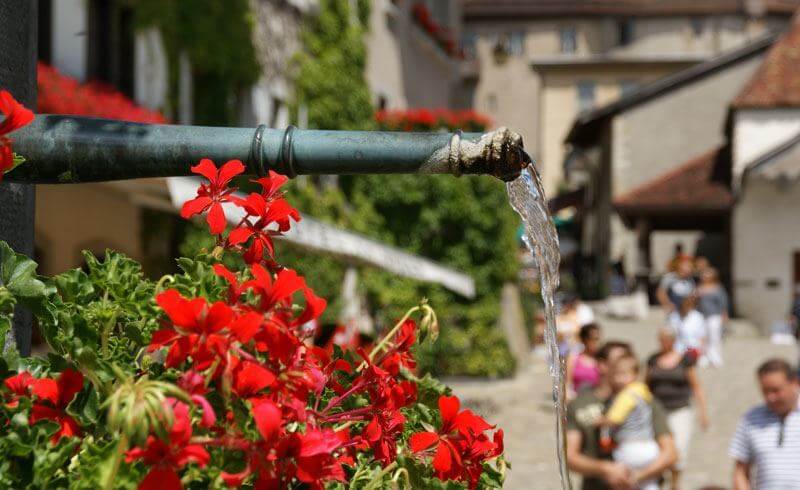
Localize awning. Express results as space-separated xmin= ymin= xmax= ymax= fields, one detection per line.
xmin=167 ymin=178 xmax=476 ymax=298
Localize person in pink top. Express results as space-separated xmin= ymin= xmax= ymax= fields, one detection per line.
xmin=567 ymin=323 xmax=602 ymax=399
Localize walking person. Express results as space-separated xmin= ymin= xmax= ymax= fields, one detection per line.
xmin=566 ymin=341 xmax=677 ymax=490
xmin=667 ymin=295 xmax=707 ymax=363
xmin=566 ymin=323 xmax=602 ymax=399
xmin=647 ymin=327 xmax=709 ymax=490
xmin=696 ymin=267 xmax=729 ymax=367
xmin=730 ymin=359 xmax=800 ymax=490
xmin=657 ymin=259 xmax=695 ymax=315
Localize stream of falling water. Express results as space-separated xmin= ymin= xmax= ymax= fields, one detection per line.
xmin=507 ymin=164 xmax=571 ymax=489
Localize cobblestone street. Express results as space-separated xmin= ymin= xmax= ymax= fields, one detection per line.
xmin=447 ymin=308 xmax=797 ymax=490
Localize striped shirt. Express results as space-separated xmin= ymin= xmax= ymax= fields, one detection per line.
xmin=729 ymin=404 xmax=800 ymax=489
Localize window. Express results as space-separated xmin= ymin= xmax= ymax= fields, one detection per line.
xmin=620 ymin=80 xmax=639 ymax=96
xmin=577 ymin=81 xmax=596 ymax=112
xmin=618 ymin=20 xmax=633 ymax=46
xmin=508 ymin=31 xmax=525 ymax=56
xmin=691 ymin=17 xmax=705 ymax=37
xmin=87 ymin=0 xmax=135 ymax=96
xmin=37 ymin=0 xmax=52 ymax=63
xmin=560 ymin=26 xmax=577 ymax=54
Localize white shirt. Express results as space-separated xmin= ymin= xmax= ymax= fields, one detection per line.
xmin=730 ymin=404 xmax=800 ymax=489
xmin=668 ymin=310 xmax=706 ymax=353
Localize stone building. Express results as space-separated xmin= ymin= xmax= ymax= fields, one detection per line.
xmin=462 ymin=0 xmax=800 ymax=193
xmin=565 ymin=11 xmax=800 ymax=332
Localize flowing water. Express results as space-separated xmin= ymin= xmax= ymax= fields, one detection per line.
xmin=507 ymin=164 xmax=571 ymax=489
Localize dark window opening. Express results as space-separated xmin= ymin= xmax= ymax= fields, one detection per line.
xmin=37 ymin=0 xmax=53 ymax=63
xmin=618 ymin=20 xmax=633 ymax=46
xmin=87 ymin=0 xmax=135 ymax=97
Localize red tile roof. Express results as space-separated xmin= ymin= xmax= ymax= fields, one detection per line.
xmin=734 ymin=14 xmax=800 ymax=108
xmin=614 ymin=147 xmax=733 ymax=213
xmin=465 ymin=0 xmax=800 ymax=18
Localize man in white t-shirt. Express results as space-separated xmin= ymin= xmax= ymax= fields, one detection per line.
xmin=729 ymin=359 xmax=800 ymax=490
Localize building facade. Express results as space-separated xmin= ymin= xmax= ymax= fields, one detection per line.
xmin=462 ymin=0 xmax=798 ymax=193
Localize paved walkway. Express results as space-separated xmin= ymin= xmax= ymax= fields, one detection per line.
xmin=447 ymin=308 xmax=797 ymax=490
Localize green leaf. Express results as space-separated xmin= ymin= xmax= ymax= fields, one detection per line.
xmin=0 ymin=240 xmax=55 ymax=318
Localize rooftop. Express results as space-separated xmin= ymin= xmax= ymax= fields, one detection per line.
xmin=464 ymin=0 xmax=800 ymax=19
xmin=614 ymin=146 xmax=733 ymax=216
xmin=733 ymin=15 xmax=800 ymax=107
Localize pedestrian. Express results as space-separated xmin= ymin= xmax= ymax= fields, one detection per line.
xmin=597 ymin=354 xmax=661 ymax=490
xmin=566 ymin=341 xmax=677 ymax=490
xmin=666 ymin=243 xmax=691 ymax=273
xmin=647 ymin=326 xmax=709 ymax=490
xmin=730 ymin=358 xmax=800 ymax=490
xmin=567 ymin=323 xmax=602 ymax=399
xmin=696 ymin=267 xmax=729 ymax=367
xmin=556 ymin=292 xmax=596 ymax=357
xmin=657 ymin=259 xmax=695 ymax=315
xmin=667 ymin=295 xmax=707 ymax=363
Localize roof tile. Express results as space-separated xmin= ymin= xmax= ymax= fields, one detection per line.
xmin=733 ymin=13 xmax=800 ymax=107
xmin=614 ymin=147 xmax=733 ymax=212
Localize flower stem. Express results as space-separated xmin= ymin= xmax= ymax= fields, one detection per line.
xmin=362 ymin=306 xmax=419 ymax=368
xmin=363 ymin=461 xmax=398 ymax=490
xmin=102 ymin=433 xmax=129 ymax=490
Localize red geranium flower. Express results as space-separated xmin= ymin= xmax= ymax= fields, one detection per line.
xmin=181 ymin=159 xmax=245 ymax=235
xmin=28 ymin=369 xmax=84 ymax=442
xmin=409 ymin=395 xmax=499 ymax=487
xmin=0 ymin=90 xmax=35 ymax=180
xmin=228 ymin=193 xmax=300 ymax=262
xmin=149 ymin=289 xmax=234 ymax=369
xmin=126 ymin=398 xmax=210 ymax=490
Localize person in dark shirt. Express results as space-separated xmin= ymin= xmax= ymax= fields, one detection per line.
xmin=567 ymin=341 xmax=677 ymax=490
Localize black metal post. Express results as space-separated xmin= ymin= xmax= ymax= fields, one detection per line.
xmin=0 ymin=1 xmax=36 ymax=356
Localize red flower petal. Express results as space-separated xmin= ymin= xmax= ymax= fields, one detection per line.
xmin=148 ymin=328 xmax=180 ymax=350
xmin=56 ymin=369 xmax=84 ymax=408
xmin=206 ymin=202 xmax=227 ymax=235
xmin=235 ymin=361 xmax=276 ymax=396
xmin=204 ymin=301 xmax=233 ymax=334
xmin=252 ymin=399 xmax=281 ymax=440
xmin=156 ymin=290 xmax=203 ymax=329
xmin=217 ymin=159 xmax=245 ymax=187
xmin=4 ymin=371 xmax=33 ymax=396
xmin=363 ymin=417 xmax=382 ymax=443
xmin=409 ymin=431 xmax=439 ymax=453
xmin=438 ymin=395 xmax=460 ymax=427
xmin=0 ymin=90 xmax=34 ymax=136
xmin=31 ymin=378 xmax=58 ymax=405
xmin=190 ymin=158 xmax=219 ymax=183
xmin=190 ymin=394 xmax=217 ymax=428
xmin=295 ymin=288 xmax=327 ymax=326
xmin=227 ymin=226 xmax=253 ymax=246
xmin=229 ymin=311 xmax=263 ymax=343
xmin=432 ymin=442 xmax=453 ymax=474
xmin=139 ymin=466 xmax=182 ymax=490
xmin=175 ymin=444 xmax=211 ymax=467
xmin=180 ymin=196 xmax=212 ymax=219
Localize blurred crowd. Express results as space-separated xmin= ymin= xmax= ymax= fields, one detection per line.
xmin=553 ymin=246 xmax=800 ymax=489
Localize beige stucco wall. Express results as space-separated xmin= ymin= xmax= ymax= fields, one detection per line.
xmin=539 ymin=65 xmax=676 ymax=192
xmin=35 ymin=185 xmax=143 ymax=276
xmin=733 ymin=109 xmax=800 ymax=184
xmin=733 ymin=176 xmax=800 ymax=332
xmin=365 ymin=0 xmax=459 ymax=109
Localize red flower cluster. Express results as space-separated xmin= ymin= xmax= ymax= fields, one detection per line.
xmin=0 ymin=89 xmax=34 ymax=180
xmin=376 ymin=108 xmax=492 ymax=133
xmin=3 ymin=369 xmax=84 ymax=442
xmin=140 ymin=159 xmax=502 ymax=489
xmin=37 ymin=63 xmax=166 ymax=124
xmin=411 ymin=3 xmax=461 ymax=58
xmin=410 ymin=396 xmax=503 ymax=488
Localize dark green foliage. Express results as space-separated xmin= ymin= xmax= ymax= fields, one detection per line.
xmin=292 ymin=0 xmax=374 ymax=130
xmin=133 ymin=0 xmax=260 ymax=125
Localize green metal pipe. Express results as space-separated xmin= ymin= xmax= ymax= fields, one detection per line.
xmin=7 ymin=115 xmax=528 ymax=183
